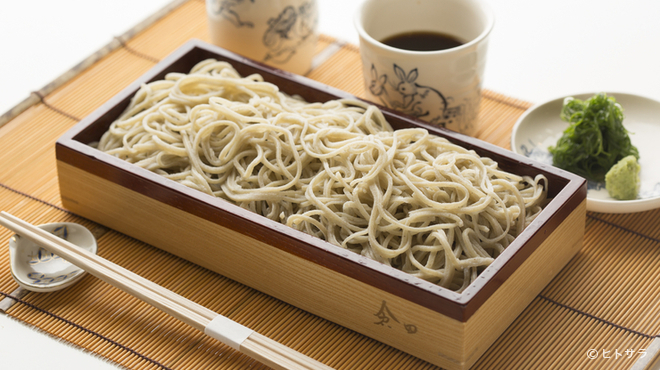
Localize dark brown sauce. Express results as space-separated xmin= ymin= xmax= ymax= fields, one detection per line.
xmin=381 ymin=31 xmax=464 ymax=52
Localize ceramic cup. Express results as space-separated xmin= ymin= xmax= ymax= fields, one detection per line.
xmin=206 ymin=0 xmax=319 ymax=75
xmin=354 ymin=0 xmax=494 ymax=136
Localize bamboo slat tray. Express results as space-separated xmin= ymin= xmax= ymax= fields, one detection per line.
xmin=55 ymin=38 xmax=585 ymax=370
xmin=2 ymin=1 xmax=660 ymax=369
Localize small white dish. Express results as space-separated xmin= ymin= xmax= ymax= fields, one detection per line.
xmin=512 ymin=92 xmax=660 ymax=214
xmin=8 ymin=222 xmax=97 ymax=292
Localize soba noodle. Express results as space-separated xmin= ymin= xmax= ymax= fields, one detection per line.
xmin=97 ymin=59 xmax=546 ymax=292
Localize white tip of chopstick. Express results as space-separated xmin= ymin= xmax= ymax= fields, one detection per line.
xmin=205 ymin=314 xmax=254 ymax=351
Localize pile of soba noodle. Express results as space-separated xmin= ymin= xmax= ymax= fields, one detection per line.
xmin=98 ymin=59 xmax=546 ymax=292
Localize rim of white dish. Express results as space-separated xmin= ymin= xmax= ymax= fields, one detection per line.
xmin=511 ymin=91 xmax=660 ymax=150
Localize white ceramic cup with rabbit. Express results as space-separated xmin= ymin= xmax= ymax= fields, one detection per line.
xmin=354 ymin=0 xmax=494 ymax=136
xmin=206 ymin=0 xmax=319 ymax=75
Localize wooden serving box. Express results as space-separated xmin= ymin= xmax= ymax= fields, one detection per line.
xmin=56 ymin=39 xmax=586 ymax=370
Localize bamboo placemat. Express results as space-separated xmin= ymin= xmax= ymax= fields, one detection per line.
xmin=2 ymin=1 xmax=660 ymax=369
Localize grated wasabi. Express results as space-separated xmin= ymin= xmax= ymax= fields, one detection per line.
xmin=605 ymin=155 xmax=640 ymax=200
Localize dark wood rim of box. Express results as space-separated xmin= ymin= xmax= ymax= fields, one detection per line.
xmin=55 ymin=39 xmax=587 ymax=322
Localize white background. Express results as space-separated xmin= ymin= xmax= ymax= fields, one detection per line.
xmin=2 ymin=0 xmax=660 ymax=116
xmin=2 ymin=0 xmax=660 ymax=368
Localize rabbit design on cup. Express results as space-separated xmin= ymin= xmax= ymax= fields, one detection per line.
xmin=208 ymin=0 xmax=255 ymax=28
xmin=262 ymin=2 xmax=317 ymax=64
xmin=368 ymin=64 xmax=466 ymax=128
xmin=392 ymin=64 xmax=447 ymax=122
xmin=368 ymin=64 xmax=402 ymax=107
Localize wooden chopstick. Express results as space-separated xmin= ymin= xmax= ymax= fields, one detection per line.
xmin=0 ymin=212 xmax=333 ymax=370
xmin=2 ymin=212 xmax=214 ymax=321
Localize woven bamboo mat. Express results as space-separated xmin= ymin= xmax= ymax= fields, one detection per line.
xmin=2 ymin=1 xmax=660 ymax=369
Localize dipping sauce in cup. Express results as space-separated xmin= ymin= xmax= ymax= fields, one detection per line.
xmin=354 ymin=0 xmax=494 ymax=136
